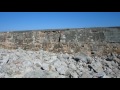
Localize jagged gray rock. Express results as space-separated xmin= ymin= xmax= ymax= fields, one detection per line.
xmin=73 ymin=53 xmax=92 ymax=64
xmin=0 ymin=48 xmax=120 ymax=78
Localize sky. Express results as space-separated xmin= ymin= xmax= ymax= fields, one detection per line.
xmin=0 ymin=12 xmax=120 ymax=32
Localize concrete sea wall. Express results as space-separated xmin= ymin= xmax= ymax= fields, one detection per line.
xmin=0 ymin=27 xmax=120 ymax=55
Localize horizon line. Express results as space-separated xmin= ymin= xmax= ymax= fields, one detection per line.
xmin=0 ymin=26 xmax=120 ymax=33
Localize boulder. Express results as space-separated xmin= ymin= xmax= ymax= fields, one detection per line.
xmin=69 ymin=63 xmax=76 ymax=70
xmin=89 ymin=60 xmax=103 ymax=73
xmin=56 ymin=65 xmax=68 ymax=75
xmin=41 ymin=63 xmax=49 ymax=71
xmin=73 ymin=53 xmax=92 ymax=63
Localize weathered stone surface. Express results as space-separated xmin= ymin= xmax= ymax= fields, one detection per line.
xmin=0 ymin=27 xmax=120 ymax=55
xmin=23 ymin=70 xmax=37 ymax=78
xmin=0 ymin=49 xmax=119 ymax=78
xmin=81 ymin=71 xmax=93 ymax=78
xmin=73 ymin=53 xmax=92 ymax=64
xmin=0 ymin=27 xmax=120 ymax=78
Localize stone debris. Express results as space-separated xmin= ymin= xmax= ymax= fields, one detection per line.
xmin=0 ymin=48 xmax=120 ymax=78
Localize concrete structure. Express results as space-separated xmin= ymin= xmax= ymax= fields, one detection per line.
xmin=0 ymin=27 xmax=120 ymax=55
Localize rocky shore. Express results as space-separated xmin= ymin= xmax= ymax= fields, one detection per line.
xmin=0 ymin=48 xmax=120 ymax=78
xmin=0 ymin=27 xmax=120 ymax=78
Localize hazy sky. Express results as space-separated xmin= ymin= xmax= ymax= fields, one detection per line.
xmin=0 ymin=12 xmax=120 ymax=31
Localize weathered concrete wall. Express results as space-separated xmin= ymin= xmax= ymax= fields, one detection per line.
xmin=0 ymin=27 xmax=120 ymax=55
